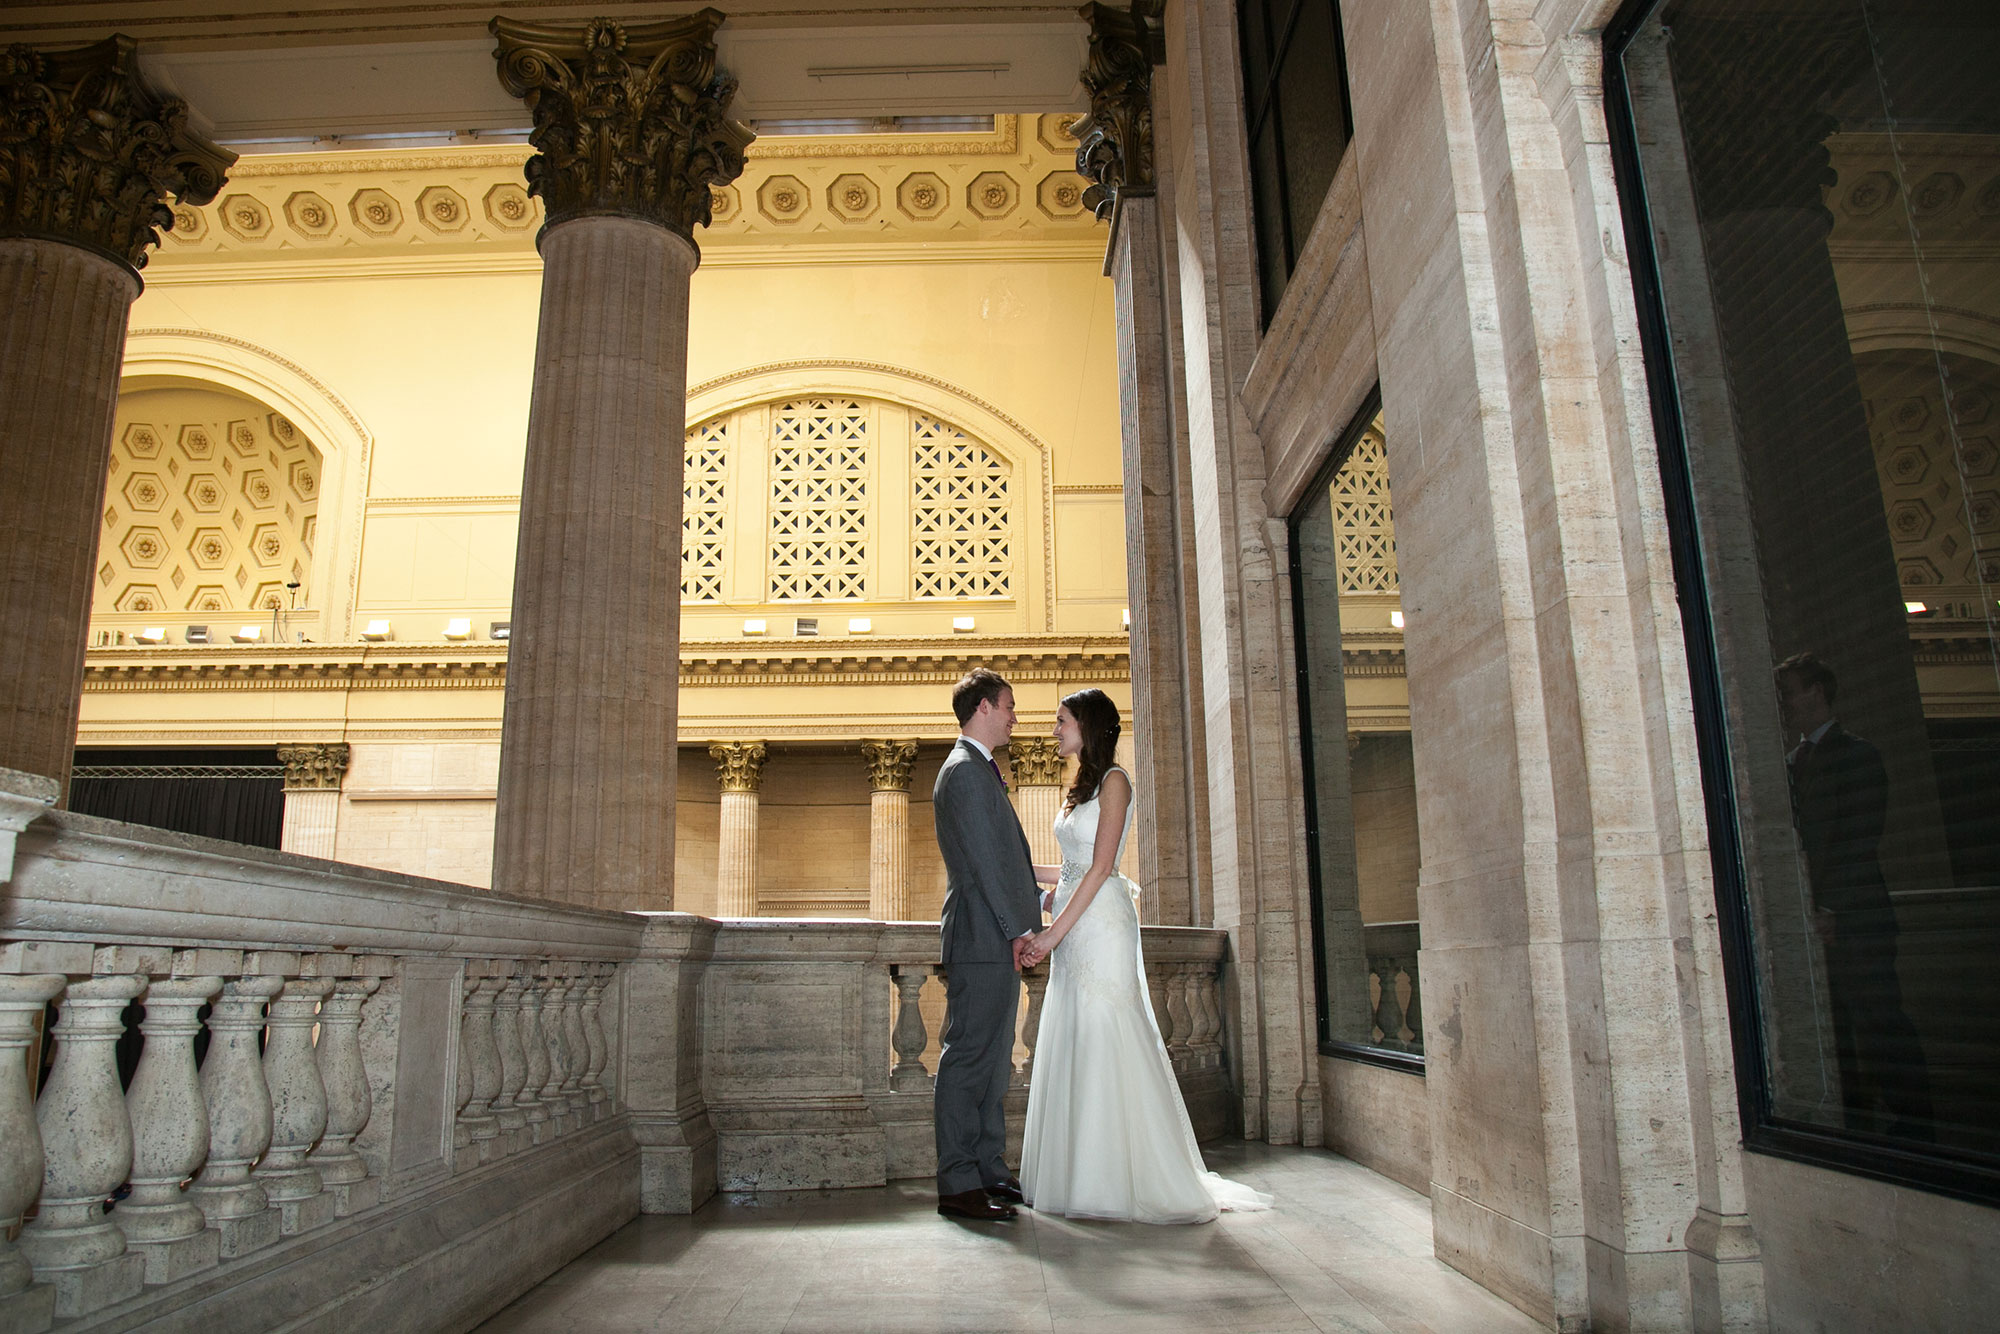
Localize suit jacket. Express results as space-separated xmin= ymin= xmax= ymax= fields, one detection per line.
xmin=1789 ymin=721 xmax=1893 ymax=922
xmin=933 ymin=738 xmax=1039 ymax=964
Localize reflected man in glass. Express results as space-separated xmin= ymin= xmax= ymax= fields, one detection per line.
xmin=1775 ymin=652 xmax=1932 ymax=1138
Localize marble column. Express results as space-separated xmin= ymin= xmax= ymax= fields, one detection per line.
xmin=0 ymin=37 xmax=231 ymax=796
xmin=277 ymin=743 xmax=349 ymax=860
xmin=1081 ymin=5 xmax=1205 ymax=927
xmin=710 ymin=741 xmax=766 ymax=917
xmin=488 ymin=14 xmax=752 ymax=911
xmin=861 ymin=739 xmax=918 ymax=920
xmin=0 ymin=973 xmax=65 ymax=1332
xmin=1007 ymin=737 xmax=1066 ymax=872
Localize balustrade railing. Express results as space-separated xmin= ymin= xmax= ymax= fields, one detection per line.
xmin=0 ymin=767 xmax=1237 ymax=1331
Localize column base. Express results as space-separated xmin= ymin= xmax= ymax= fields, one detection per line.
xmin=127 ymin=1227 xmax=220 ymax=1285
xmin=0 ymin=1283 xmax=54 ymax=1334
xmin=327 ymin=1177 xmax=381 ymax=1217
xmin=276 ymin=1192 xmax=337 ymax=1236
xmin=501 ymin=1125 xmax=534 ymax=1156
xmin=207 ymin=1208 xmax=281 ymax=1259
xmin=44 ymin=1252 xmax=145 ymax=1320
xmin=530 ymin=1116 xmax=559 ymax=1146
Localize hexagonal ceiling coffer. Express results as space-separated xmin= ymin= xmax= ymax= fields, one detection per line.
xmin=121 ymin=527 xmax=168 ymax=569
xmin=217 ymin=194 xmax=272 ymax=241
xmin=897 ymin=172 xmax=949 ymax=221
xmin=240 ymin=469 xmax=277 ymax=509
xmin=967 ymin=172 xmax=1018 ymax=219
xmin=188 ymin=528 xmax=229 ymax=570
xmin=121 ymin=423 xmax=161 ymax=458
xmin=115 ymin=585 xmax=164 ymax=613
xmin=177 ymin=424 xmax=214 ymax=459
xmin=417 ymin=185 xmax=470 ymax=234
xmin=187 ymin=584 xmax=227 ymax=613
xmin=250 ymin=523 xmax=285 ymax=566
xmin=828 ymin=174 xmax=880 ymax=222
xmin=758 ymin=175 xmax=811 ymax=224
xmin=284 ymin=191 xmax=338 ymax=238
xmin=350 ymin=188 xmax=404 ymax=236
xmin=184 ymin=474 xmax=226 ymax=514
xmin=287 ymin=458 xmax=319 ymax=501
xmin=121 ymin=472 xmax=166 ymax=512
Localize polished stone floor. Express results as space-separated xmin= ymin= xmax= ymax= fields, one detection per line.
xmin=476 ymin=1143 xmax=1548 ymax=1333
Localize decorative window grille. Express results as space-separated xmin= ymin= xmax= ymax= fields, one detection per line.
xmin=1333 ymin=428 xmax=1398 ymax=593
xmin=768 ymin=398 xmax=869 ymax=600
xmin=911 ymin=415 xmax=1011 ymax=598
xmin=682 ymin=418 xmax=729 ymax=601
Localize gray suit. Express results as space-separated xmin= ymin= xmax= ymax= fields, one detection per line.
xmin=932 ymin=737 xmax=1039 ymax=1195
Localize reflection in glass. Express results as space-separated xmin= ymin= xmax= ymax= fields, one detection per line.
xmin=1292 ymin=414 xmax=1423 ymax=1059
xmin=1615 ymin=0 xmax=2000 ymax=1165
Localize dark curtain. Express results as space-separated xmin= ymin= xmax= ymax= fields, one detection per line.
xmin=67 ymin=747 xmax=285 ymax=850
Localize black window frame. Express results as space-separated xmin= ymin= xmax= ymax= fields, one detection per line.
xmin=1602 ymin=0 xmax=2000 ymax=1207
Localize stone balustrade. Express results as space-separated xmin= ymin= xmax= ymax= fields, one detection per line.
xmin=0 ymin=767 xmax=1235 ymax=1330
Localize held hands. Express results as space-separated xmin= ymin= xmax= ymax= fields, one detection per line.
xmin=1014 ymin=930 xmax=1053 ymax=970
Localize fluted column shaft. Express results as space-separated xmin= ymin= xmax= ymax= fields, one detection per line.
xmin=491 ymin=217 xmax=696 ymax=911
xmin=277 ymin=743 xmax=349 ymax=859
xmin=712 ymin=741 xmax=766 ymax=917
xmin=863 ymin=739 xmax=918 ymax=921
xmin=0 ymin=242 xmax=139 ymax=793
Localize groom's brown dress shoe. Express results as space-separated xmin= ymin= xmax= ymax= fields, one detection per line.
xmin=939 ymin=1188 xmax=1017 ymax=1221
xmin=985 ymin=1176 xmax=1026 ymax=1205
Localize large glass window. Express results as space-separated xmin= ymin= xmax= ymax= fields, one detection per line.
xmin=1292 ymin=398 xmax=1424 ymax=1065
xmin=1608 ymin=0 xmax=2000 ymax=1196
xmin=1238 ymin=0 xmax=1352 ymax=325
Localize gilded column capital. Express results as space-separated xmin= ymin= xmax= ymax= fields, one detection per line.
xmin=709 ymin=740 xmax=766 ymax=794
xmin=0 ymin=36 xmax=234 ymax=273
xmin=490 ymin=12 xmax=754 ymax=248
xmin=277 ymin=742 xmax=350 ymax=791
xmin=1008 ymin=737 xmax=1066 ymax=787
xmin=1074 ymin=1 xmax=1162 ymax=222
xmin=861 ymin=739 xmax=919 ymax=793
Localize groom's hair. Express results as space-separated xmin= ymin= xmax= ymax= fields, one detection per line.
xmin=952 ymin=667 xmax=1010 ymax=725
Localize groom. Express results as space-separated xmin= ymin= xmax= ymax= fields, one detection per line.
xmin=932 ymin=667 xmax=1040 ymax=1221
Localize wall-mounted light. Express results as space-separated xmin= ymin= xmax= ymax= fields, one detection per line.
xmin=1904 ymin=601 xmax=1932 ymax=616
xmin=742 ymin=619 xmax=767 ymax=636
xmin=443 ymin=617 xmax=473 ymax=640
xmin=360 ymin=619 xmax=393 ymax=641
xmin=1120 ymin=607 xmax=1130 ymax=631
xmin=848 ymin=617 xmax=872 ymax=634
xmin=952 ymin=616 xmax=976 ymax=633
xmin=1390 ymin=610 xmax=1406 ymax=630
xmin=184 ymin=625 xmax=210 ymax=644
xmin=133 ymin=627 xmax=166 ymax=645
xmin=794 ymin=617 xmax=819 ymax=637
xmin=232 ymin=625 xmax=263 ymax=643
xmin=490 ymin=621 xmax=511 ymax=641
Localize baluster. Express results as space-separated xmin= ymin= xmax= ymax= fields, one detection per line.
xmin=539 ymin=972 xmax=574 ymax=1133
xmin=491 ymin=971 xmax=531 ymax=1152
xmin=560 ymin=967 xmax=590 ymax=1117
xmin=1145 ymin=960 xmax=1171 ymax=1041
xmin=889 ymin=965 xmax=933 ymax=1091
xmin=18 ymin=974 xmax=147 ymax=1317
xmin=1018 ymin=967 xmax=1049 ymax=1087
xmin=189 ymin=974 xmax=284 ymax=1258
xmin=1194 ymin=963 xmax=1224 ymax=1070
xmin=1164 ymin=966 xmax=1194 ymax=1070
xmin=580 ymin=965 xmax=611 ymax=1119
xmin=0 ymin=973 xmax=66 ymax=1327
xmin=309 ymin=975 xmax=381 ymax=1213
xmin=1373 ymin=956 xmax=1405 ymax=1052
xmin=517 ymin=972 xmax=552 ymax=1142
xmin=453 ymin=974 xmax=475 ymax=1163
xmin=457 ymin=972 xmax=503 ymax=1158
xmin=255 ymin=977 xmax=337 ymax=1235
xmin=1401 ymin=957 xmax=1424 ymax=1049
xmin=120 ymin=975 xmax=223 ymax=1283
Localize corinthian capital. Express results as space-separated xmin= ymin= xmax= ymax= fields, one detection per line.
xmin=710 ymin=741 xmax=767 ymax=794
xmin=0 ymin=36 xmax=234 ymax=273
xmin=1074 ymin=1 xmax=1163 ymax=222
xmin=490 ymin=12 xmax=754 ymax=246
xmin=1008 ymin=737 xmax=1066 ymax=788
xmin=277 ymin=742 xmax=351 ymax=792
xmin=861 ymin=739 xmax=919 ymax=793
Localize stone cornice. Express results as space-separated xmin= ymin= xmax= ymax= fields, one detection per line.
xmin=0 ymin=35 xmax=234 ymax=272
xmin=491 ymin=12 xmax=753 ymax=245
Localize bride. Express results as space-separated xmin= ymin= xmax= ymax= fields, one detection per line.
xmin=1018 ymin=688 xmax=1272 ymax=1223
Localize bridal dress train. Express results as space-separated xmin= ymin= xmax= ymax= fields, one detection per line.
xmin=1020 ymin=768 xmax=1273 ymax=1223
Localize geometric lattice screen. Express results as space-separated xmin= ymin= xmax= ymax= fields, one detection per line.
xmin=682 ymin=418 xmax=728 ymax=601
xmin=1332 ymin=422 xmax=1398 ymax=594
xmin=912 ymin=413 xmax=1011 ymax=598
xmin=768 ymin=398 xmax=870 ymax=601
xmin=1862 ymin=349 xmax=2000 ymax=591
xmin=98 ymin=389 xmax=321 ymax=615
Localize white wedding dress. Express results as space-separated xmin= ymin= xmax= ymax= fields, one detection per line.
xmin=1020 ymin=768 xmax=1273 ymax=1223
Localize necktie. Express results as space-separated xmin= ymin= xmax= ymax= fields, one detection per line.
xmin=989 ymin=756 xmax=1008 ymax=790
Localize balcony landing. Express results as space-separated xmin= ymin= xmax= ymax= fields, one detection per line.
xmin=476 ymin=1143 xmax=1545 ymax=1333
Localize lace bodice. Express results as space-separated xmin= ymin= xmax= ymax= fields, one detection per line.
xmin=1053 ymin=767 xmax=1133 ymax=895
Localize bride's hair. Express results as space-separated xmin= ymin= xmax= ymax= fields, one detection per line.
xmin=1061 ymin=688 xmax=1122 ymax=811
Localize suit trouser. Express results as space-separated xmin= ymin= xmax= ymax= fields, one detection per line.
xmin=934 ymin=961 xmax=1019 ymax=1194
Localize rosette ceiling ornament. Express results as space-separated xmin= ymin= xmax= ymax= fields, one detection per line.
xmin=490 ymin=11 xmax=755 ymax=248
xmin=0 ymin=35 xmax=234 ymax=273
xmin=1074 ymin=1 xmax=1164 ymax=222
